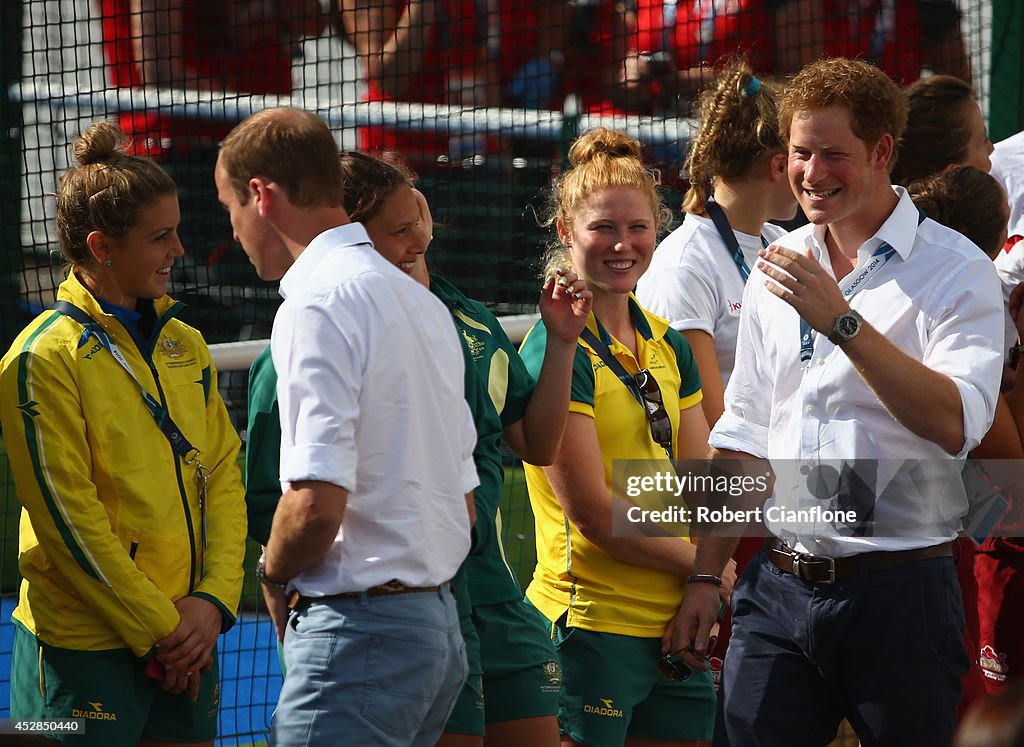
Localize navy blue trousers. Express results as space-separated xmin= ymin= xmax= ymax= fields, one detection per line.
xmin=715 ymin=548 xmax=968 ymax=747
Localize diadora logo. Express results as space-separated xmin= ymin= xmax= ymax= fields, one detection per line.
xmin=583 ymin=697 xmax=624 ymax=718
xmin=593 ymin=359 xmax=607 ymax=372
xmin=17 ymin=400 xmax=40 ymax=418
xmin=81 ymin=342 xmax=103 ymax=360
xmin=71 ymin=701 xmax=118 ymax=721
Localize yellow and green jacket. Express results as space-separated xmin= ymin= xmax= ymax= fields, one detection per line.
xmin=0 ymin=272 xmax=246 ymax=657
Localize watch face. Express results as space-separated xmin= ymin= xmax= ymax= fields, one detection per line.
xmin=838 ymin=314 xmax=859 ymax=338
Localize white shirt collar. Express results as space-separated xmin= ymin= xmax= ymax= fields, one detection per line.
xmin=806 ymin=186 xmax=921 ymax=267
xmin=279 ymin=222 xmax=373 ymax=300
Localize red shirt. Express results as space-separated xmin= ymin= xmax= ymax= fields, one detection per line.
xmin=822 ymin=0 xmax=925 ymax=84
xmin=359 ymin=0 xmax=485 ymax=163
xmin=98 ymin=0 xmax=293 ymax=157
xmin=634 ymin=0 xmax=777 ymax=75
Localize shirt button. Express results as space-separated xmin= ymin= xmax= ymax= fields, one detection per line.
xmin=806 ymin=405 xmax=816 ymax=415
xmin=817 ymin=359 xmax=825 ymax=366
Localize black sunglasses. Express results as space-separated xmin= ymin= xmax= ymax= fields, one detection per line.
xmin=633 ymin=369 xmax=673 ymax=451
xmin=656 ymin=653 xmax=692 ymax=682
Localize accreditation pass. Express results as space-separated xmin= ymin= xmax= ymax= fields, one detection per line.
xmin=0 ymin=717 xmax=85 ymax=734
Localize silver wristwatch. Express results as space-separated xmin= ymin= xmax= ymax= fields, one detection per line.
xmin=257 ymin=555 xmax=288 ymax=590
xmin=828 ymin=309 xmax=863 ymax=345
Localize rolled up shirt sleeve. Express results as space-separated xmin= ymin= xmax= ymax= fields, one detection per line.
xmin=923 ymin=256 xmax=1004 ymax=457
xmin=274 ymin=292 xmax=361 ymax=492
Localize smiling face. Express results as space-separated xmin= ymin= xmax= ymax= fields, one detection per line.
xmin=788 ymin=105 xmax=894 ymax=231
xmin=99 ymin=193 xmax=183 ymax=308
xmin=362 ymin=184 xmax=430 ymax=275
xmin=558 ymin=186 xmax=656 ymax=300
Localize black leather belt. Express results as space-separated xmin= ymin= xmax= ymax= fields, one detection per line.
xmin=766 ymin=538 xmax=953 ymax=584
xmin=288 ymin=580 xmax=444 ymax=610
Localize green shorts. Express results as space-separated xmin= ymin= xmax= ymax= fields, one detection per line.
xmin=476 ymin=598 xmax=561 ymax=723
xmin=443 ymin=573 xmax=485 ymax=736
xmin=10 ymin=624 xmax=219 ymax=746
xmin=550 ymin=615 xmax=716 ymax=747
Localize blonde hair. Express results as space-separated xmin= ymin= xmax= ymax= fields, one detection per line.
xmin=683 ymin=58 xmax=784 ymax=214
xmin=55 ymin=121 xmax=176 ymax=268
xmin=542 ymin=127 xmax=671 ymax=276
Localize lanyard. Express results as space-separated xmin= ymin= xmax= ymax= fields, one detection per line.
xmin=798 ymin=210 xmax=925 ymax=363
xmin=53 ymin=301 xmax=210 ymax=554
xmin=704 ymin=197 xmax=769 ymax=283
xmin=579 ymin=326 xmax=674 ymax=460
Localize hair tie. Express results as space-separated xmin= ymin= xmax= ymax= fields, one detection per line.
xmin=742 ymin=76 xmax=762 ymax=96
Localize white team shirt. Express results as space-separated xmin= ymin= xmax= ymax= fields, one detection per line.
xmin=637 ymin=213 xmax=786 ymax=387
xmin=710 ymin=188 xmax=1003 ymax=556
xmin=273 ymin=223 xmax=478 ymax=594
xmin=991 ymin=130 xmax=1024 ymax=237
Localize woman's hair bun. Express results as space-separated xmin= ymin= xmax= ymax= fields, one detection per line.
xmin=72 ymin=121 xmax=129 ymax=166
xmin=568 ymin=127 xmax=642 ymax=167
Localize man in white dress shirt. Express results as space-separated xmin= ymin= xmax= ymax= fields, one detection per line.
xmin=669 ymin=59 xmax=1004 ymax=746
xmin=215 ymin=107 xmax=478 ymax=747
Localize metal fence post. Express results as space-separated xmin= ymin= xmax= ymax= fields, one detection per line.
xmin=0 ymin=0 xmax=24 ymax=352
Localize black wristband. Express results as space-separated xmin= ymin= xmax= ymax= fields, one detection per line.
xmin=687 ymin=573 xmax=723 ymax=587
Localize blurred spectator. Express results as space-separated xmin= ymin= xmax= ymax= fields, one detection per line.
xmin=892 ymin=74 xmax=993 ymax=186
xmin=991 ymin=130 xmax=1024 ymax=238
xmin=560 ymin=0 xmax=633 ymax=115
xmin=494 ymin=0 xmax=569 ymax=110
xmin=337 ymin=0 xmax=497 ymax=166
xmin=625 ymin=0 xmax=821 ymax=112
xmin=954 ymin=680 xmax=1024 ymax=747
xmin=823 ymin=0 xmax=971 ymax=84
xmin=96 ymin=0 xmax=323 ymax=332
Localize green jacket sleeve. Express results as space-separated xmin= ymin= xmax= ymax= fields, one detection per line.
xmin=244 ymin=345 xmax=281 ymax=546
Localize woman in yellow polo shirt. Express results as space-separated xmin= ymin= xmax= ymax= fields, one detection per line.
xmin=519 ymin=127 xmax=735 ymax=747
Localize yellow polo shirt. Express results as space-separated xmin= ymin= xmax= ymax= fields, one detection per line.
xmin=519 ymin=297 xmax=703 ymax=637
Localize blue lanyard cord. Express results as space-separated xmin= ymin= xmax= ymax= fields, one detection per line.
xmin=53 ymin=301 xmax=199 ymax=462
xmin=704 ymin=197 xmax=769 ymax=284
xmin=579 ymin=326 xmax=674 ymax=460
xmin=797 ymin=210 xmax=924 ymax=363
xmin=797 ymin=242 xmax=895 ymax=363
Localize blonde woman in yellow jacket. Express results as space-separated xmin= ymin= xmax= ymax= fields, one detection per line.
xmin=0 ymin=122 xmax=246 ymax=747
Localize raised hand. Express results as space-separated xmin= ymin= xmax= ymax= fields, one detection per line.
xmin=540 ymin=267 xmax=593 ymax=345
xmin=756 ymin=244 xmax=849 ymax=333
